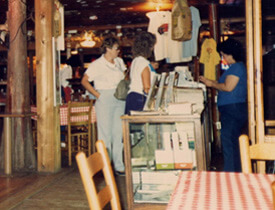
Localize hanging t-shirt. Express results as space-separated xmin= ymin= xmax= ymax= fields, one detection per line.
xmin=182 ymin=6 xmax=202 ymax=58
xmin=147 ymin=11 xmax=191 ymax=63
xmin=199 ymin=38 xmax=221 ymax=80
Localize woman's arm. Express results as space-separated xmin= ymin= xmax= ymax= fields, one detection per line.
xmin=199 ymin=75 xmax=239 ymax=92
xmin=81 ymin=74 xmax=100 ymax=99
xmin=141 ymin=66 xmax=151 ymax=94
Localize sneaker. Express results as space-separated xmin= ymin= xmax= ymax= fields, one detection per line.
xmin=115 ymin=170 xmax=125 ymax=176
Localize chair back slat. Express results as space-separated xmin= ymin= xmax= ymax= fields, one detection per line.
xmin=76 ymin=140 xmax=121 ymax=210
xmin=239 ymin=134 xmax=275 ymax=173
xmin=68 ymin=101 xmax=93 ymax=126
xmin=98 ymin=186 xmax=112 ymax=208
xmin=87 ymin=153 xmax=103 ymax=176
xmin=250 ymin=144 xmax=275 ymax=160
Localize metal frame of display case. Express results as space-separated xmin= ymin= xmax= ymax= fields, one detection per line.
xmin=121 ymin=111 xmax=210 ymax=210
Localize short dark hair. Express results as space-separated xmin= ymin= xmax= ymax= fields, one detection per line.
xmin=217 ymin=38 xmax=244 ymax=62
xmin=132 ymin=31 xmax=156 ymax=58
xmin=100 ymin=36 xmax=120 ymax=54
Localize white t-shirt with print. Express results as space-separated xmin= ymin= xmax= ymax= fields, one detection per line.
xmin=84 ymin=55 xmax=126 ymax=90
xmin=147 ymin=11 xmax=192 ymax=63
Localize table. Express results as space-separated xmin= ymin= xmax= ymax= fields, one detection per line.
xmin=167 ymin=171 xmax=275 ymax=210
xmin=31 ymin=104 xmax=97 ymax=125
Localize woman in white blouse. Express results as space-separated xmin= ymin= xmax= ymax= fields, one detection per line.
xmin=125 ymin=31 xmax=156 ymax=114
xmin=81 ymin=36 xmax=127 ymax=174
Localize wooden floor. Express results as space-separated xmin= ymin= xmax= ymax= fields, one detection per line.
xmin=0 ymin=148 xmax=223 ymax=210
xmin=0 ymin=165 xmax=128 ymax=210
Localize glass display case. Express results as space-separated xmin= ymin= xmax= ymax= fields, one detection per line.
xmin=121 ymin=111 xmax=210 ymax=209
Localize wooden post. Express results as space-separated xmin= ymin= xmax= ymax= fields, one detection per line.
xmin=208 ymin=2 xmax=221 ymax=152
xmin=35 ymin=0 xmax=61 ymax=173
xmin=3 ymin=0 xmax=36 ymax=171
xmin=208 ymin=3 xmax=220 ymax=42
xmin=253 ymin=0 xmax=265 ymax=144
xmin=253 ymin=0 xmax=265 ymax=173
xmin=245 ymin=0 xmax=256 ymax=144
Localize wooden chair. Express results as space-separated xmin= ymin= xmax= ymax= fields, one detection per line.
xmin=272 ymin=181 xmax=275 ymax=210
xmin=76 ymin=140 xmax=121 ymax=210
xmin=239 ymin=134 xmax=275 ymax=173
xmin=66 ymin=100 xmax=94 ymax=166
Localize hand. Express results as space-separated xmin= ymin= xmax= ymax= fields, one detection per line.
xmin=199 ymin=76 xmax=213 ymax=87
xmin=96 ymin=93 xmax=100 ymax=99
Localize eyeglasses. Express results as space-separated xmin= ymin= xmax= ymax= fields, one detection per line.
xmin=112 ymin=46 xmax=120 ymax=51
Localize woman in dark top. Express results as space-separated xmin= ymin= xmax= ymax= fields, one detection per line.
xmin=199 ymin=38 xmax=248 ymax=172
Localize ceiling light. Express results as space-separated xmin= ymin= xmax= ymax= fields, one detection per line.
xmin=71 ymin=49 xmax=78 ymax=55
xmin=89 ymin=15 xmax=98 ymax=20
xmin=80 ymin=31 xmax=97 ymax=48
xmin=80 ymin=40 xmax=96 ymax=48
xmin=68 ymin=30 xmax=78 ymax=34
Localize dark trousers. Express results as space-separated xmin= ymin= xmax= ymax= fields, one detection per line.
xmin=219 ymin=103 xmax=248 ymax=172
xmin=125 ymin=92 xmax=146 ymax=115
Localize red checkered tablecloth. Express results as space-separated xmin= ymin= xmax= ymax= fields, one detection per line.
xmin=31 ymin=105 xmax=96 ymax=125
xmin=167 ymin=171 xmax=275 ymax=210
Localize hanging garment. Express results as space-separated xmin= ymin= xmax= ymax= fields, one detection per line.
xmin=182 ymin=6 xmax=202 ymax=58
xmin=199 ymin=38 xmax=221 ymax=80
xmin=147 ymin=11 xmax=191 ymax=63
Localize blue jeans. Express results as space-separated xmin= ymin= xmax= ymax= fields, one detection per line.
xmin=95 ymin=89 xmax=125 ymax=171
xmin=219 ymin=103 xmax=248 ymax=172
xmin=125 ymin=92 xmax=146 ymax=115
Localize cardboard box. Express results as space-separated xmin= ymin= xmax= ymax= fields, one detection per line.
xmin=173 ymin=131 xmax=193 ymax=169
xmin=155 ymin=150 xmax=174 ymax=170
xmin=173 ymin=149 xmax=193 ymax=169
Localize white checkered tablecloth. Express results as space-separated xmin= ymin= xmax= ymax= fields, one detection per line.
xmin=167 ymin=171 xmax=275 ymax=210
xmin=31 ymin=105 xmax=96 ymax=125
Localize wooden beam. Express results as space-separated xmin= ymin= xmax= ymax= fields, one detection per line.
xmin=253 ymin=0 xmax=265 ymax=144
xmin=208 ymin=2 xmax=221 ymax=152
xmin=35 ymin=0 xmax=61 ymax=173
xmin=4 ymin=0 xmax=36 ymax=171
xmin=245 ymin=0 xmax=256 ymax=144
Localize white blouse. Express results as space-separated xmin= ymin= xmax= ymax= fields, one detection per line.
xmin=85 ymin=55 xmax=126 ymax=90
xmin=129 ymin=56 xmax=155 ymax=95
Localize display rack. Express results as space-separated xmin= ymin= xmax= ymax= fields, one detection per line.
xmin=121 ymin=110 xmax=210 ymax=209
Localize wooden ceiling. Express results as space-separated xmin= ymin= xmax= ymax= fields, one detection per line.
xmin=0 ymin=0 xmax=275 ymax=49
xmin=0 ymin=0 xmax=247 ymax=30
